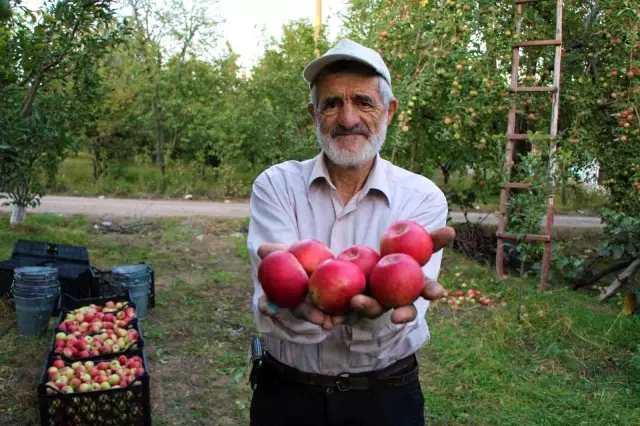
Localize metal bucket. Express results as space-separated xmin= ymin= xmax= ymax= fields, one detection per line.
xmin=11 ymin=267 xmax=60 ymax=335
xmin=13 ymin=293 xmax=58 ymax=336
xmin=112 ymin=265 xmax=152 ymax=320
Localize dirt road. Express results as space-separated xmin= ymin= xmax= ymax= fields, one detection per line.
xmin=0 ymin=195 xmax=603 ymax=228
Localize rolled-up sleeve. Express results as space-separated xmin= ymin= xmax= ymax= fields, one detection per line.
xmin=247 ymin=172 xmax=330 ymax=344
xmin=347 ymin=191 xmax=448 ymax=358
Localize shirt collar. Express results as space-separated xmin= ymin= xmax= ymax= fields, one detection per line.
xmin=308 ymin=152 xmax=390 ymax=203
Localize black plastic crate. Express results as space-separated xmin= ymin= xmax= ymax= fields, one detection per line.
xmin=60 ymin=293 xmax=134 ymax=312
xmin=12 ymin=240 xmax=90 ymax=265
xmin=0 ymin=257 xmax=95 ymax=303
xmin=50 ymin=294 xmax=144 ymax=363
xmin=38 ymin=348 xmax=152 ymax=426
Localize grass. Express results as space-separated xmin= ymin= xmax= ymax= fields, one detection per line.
xmin=50 ymin=152 xmax=609 ymax=216
xmin=0 ymin=213 xmax=638 ymax=425
xmin=51 ymin=152 xmax=259 ymax=200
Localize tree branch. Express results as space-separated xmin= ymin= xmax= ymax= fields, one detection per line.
xmin=598 ymin=258 xmax=640 ymax=301
xmin=572 ymin=259 xmax=634 ymax=289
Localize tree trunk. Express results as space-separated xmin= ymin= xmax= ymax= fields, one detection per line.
xmin=409 ymin=139 xmax=418 ymax=172
xmin=20 ymin=74 xmax=42 ymax=118
xmin=442 ymin=167 xmax=451 ymax=187
xmin=10 ymin=205 xmax=26 ymax=227
xmin=152 ymin=89 xmax=166 ymax=192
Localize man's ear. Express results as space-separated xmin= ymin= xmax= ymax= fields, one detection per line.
xmin=308 ymin=103 xmax=317 ymax=124
xmin=386 ymin=98 xmax=398 ymax=123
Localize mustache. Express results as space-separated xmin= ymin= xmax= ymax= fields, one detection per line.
xmin=330 ymin=124 xmax=370 ymax=138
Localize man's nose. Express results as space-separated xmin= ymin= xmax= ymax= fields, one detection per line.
xmin=337 ymin=102 xmax=360 ymax=130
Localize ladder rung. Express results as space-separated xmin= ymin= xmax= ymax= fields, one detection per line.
xmin=514 ymin=39 xmax=562 ymax=47
xmin=501 ymin=183 xmax=532 ymax=189
xmin=507 ymin=133 xmax=552 ymax=140
xmin=512 ymin=86 xmax=558 ymax=93
xmin=507 ymin=133 xmax=528 ymax=140
xmin=496 ymin=232 xmax=551 ymax=242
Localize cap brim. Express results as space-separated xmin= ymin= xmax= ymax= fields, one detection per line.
xmin=303 ymin=53 xmax=379 ymax=86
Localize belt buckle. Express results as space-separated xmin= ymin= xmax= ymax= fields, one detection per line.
xmin=335 ymin=373 xmax=350 ymax=392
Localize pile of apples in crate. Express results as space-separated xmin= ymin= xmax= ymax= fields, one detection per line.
xmin=43 ymin=300 xmax=146 ymax=395
xmin=53 ymin=301 xmax=140 ymax=359
xmin=258 ymin=220 xmax=437 ymax=314
xmin=44 ymin=354 xmax=145 ymax=394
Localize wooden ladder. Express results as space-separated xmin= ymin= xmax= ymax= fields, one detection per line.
xmin=495 ymin=0 xmax=564 ymax=290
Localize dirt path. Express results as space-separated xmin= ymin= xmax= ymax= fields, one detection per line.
xmin=0 ymin=195 xmax=603 ymax=228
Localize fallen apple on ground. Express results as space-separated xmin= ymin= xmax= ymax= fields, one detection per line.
xmin=437 ymin=288 xmax=494 ymax=310
xmin=45 ymin=354 xmax=144 ymax=394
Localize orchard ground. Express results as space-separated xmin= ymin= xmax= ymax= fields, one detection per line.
xmin=0 ymin=214 xmax=638 ymax=425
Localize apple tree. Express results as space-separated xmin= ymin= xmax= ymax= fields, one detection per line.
xmin=0 ymin=0 xmax=127 ymax=225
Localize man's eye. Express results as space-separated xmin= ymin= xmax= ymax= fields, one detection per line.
xmin=325 ymin=100 xmax=338 ymax=109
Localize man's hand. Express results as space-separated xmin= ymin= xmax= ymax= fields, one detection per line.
xmin=256 ymin=243 xmax=346 ymax=330
xmin=349 ymin=226 xmax=456 ymax=325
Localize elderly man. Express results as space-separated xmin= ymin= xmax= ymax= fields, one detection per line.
xmin=247 ymin=39 xmax=455 ymax=426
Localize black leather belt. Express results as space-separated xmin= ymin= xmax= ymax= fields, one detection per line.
xmin=263 ymin=353 xmax=419 ymax=392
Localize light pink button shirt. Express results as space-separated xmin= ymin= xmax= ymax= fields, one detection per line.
xmin=247 ymin=152 xmax=448 ymax=376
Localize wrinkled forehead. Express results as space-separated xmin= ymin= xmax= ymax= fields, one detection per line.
xmin=313 ymin=61 xmax=382 ymax=101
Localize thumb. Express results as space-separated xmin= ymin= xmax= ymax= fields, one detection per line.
xmin=258 ymin=243 xmax=289 ymax=259
xmin=351 ymin=295 xmax=384 ymax=319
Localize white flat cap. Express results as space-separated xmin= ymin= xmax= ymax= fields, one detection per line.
xmin=303 ymin=39 xmax=392 ymax=88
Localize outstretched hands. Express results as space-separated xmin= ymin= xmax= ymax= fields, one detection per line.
xmin=257 ymin=226 xmax=456 ymax=330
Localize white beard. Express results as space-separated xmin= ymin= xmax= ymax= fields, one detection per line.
xmin=316 ymin=114 xmax=388 ymax=168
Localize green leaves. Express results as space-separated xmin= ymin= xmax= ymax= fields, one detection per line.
xmin=0 ymin=0 xmax=126 ymax=218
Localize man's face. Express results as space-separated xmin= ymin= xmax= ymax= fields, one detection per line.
xmin=309 ymin=73 xmax=397 ymax=168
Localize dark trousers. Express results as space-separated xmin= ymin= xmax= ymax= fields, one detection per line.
xmin=250 ymin=355 xmax=425 ymax=426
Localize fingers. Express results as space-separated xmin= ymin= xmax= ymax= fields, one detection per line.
xmin=350 ymin=294 xmax=385 ymax=319
xmin=307 ymin=305 xmax=328 ymax=327
xmin=257 ymin=243 xmax=289 ymax=259
xmin=431 ymin=226 xmax=456 ymax=252
xmin=258 ymin=296 xmax=278 ymax=317
xmin=422 ymin=279 xmax=446 ymax=300
xmin=391 ymin=305 xmax=418 ymax=324
xmin=322 ymin=314 xmax=345 ymax=330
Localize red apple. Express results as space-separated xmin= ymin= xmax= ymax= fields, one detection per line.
xmin=337 ymin=245 xmax=381 ymax=279
xmin=257 ymin=250 xmax=309 ymax=309
xmin=308 ymin=259 xmax=366 ymax=315
xmin=287 ymin=239 xmax=334 ymax=276
xmin=369 ymin=253 xmax=426 ymax=308
xmin=53 ymin=359 xmax=65 ymax=369
xmin=379 ymin=220 xmax=434 ymax=266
